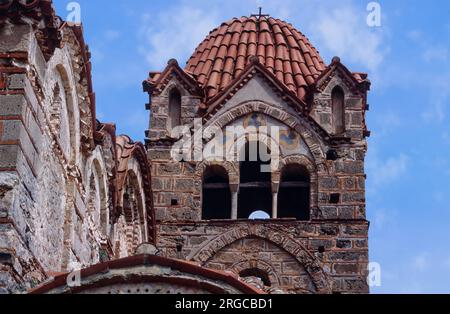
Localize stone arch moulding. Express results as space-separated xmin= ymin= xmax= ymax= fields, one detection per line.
xmin=230 ymin=259 xmax=281 ymax=287
xmin=45 ymin=47 xmax=82 ymax=163
xmin=89 ymin=156 xmax=110 ymax=237
xmin=203 ymin=100 xmax=327 ymax=168
xmin=162 ymin=79 xmax=190 ymax=98
xmin=273 ymin=155 xmax=319 ymax=209
xmin=187 ymin=224 xmax=331 ymax=294
xmin=194 ymin=160 xmax=240 ymax=196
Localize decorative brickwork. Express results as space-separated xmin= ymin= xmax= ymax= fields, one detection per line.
xmin=0 ymin=1 xmax=371 ymax=295
xmin=146 ymin=15 xmax=371 ymax=294
xmin=0 ymin=1 xmax=154 ymax=293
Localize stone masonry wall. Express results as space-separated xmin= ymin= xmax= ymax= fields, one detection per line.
xmin=147 ymin=66 xmax=370 ymax=294
xmin=156 ymin=221 xmax=369 ymax=294
xmin=0 ymin=21 xmax=142 ymax=293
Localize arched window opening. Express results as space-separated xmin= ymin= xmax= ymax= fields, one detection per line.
xmin=278 ymin=164 xmax=310 ymax=220
xmin=332 ymin=86 xmax=345 ymax=135
xmin=238 ymin=141 xmax=272 ymax=219
xmin=169 ymin=88 xmax=182 ymax=131
xmin=202 ymin=165 xmax=231 ymax=220
xmin=119 ymin=173 xmax=146 ymax=255
xmin=239 ymin=268 xmax=271 ymax=287
xmin=54 ymin=66 xmax=77 ymax=163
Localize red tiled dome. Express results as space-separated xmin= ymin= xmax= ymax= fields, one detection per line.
xmin=185 ymin=16 xmax=326 ymax=100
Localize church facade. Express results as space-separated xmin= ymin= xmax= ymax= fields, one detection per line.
xmin=0 ymin=1 xmax=370 ymax=294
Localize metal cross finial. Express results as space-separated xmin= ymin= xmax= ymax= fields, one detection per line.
xmin=251 ymin=6 xmax=269 ymax=20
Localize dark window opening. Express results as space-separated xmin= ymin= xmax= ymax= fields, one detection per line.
xmin=278 ymin=164 xmax=310 ymax=220
xmin=238 ymin=141 xmax=272 ymax=219
xmin=239 ymin=268 xmax=271 ymax=287
xmin=330 ymin=193 xmax=340 ymax=204
xmin=332 ymin=86 xmax=345 ymax=135
xmin=202 ymin=166 xmax=231 ymax=220
xmin=326 ymin=149 xmax=339 ymax=161
xmin=169 ymin=89 xmax=181 ymax=131
xmin=171 ymin=199 xmax=178 ymax=206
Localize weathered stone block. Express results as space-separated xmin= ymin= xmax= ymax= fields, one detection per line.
xmin=354 ymin=239 xmax=368 ymax=248
xmin=7 ymin=74 xmax=26 ymax=90
xmin=319 ymin=224 xmax=339 ymax=236
xmin=316 ymin=206 xmax=338 ymax=219
xmin=0 ymin=146 xmax=18 ymax=168
xmin=0 ymin=95 xmax=26 ymax=116
xmin=338 ymin=206 xmax=355 ymax=219
xmin=328 ymin=251 xmax=367 ymax=262
xmin=336 ymin=239 xmax=352 ymax=249
xmin=333 ymin=263 xmax=359 ymax=275
xmin=310 ymin=239 xmax=333 ymax=250
xmin=342 ymin=192 xmax=365 ymax=203
xmin=151 ymin=117 xmax=167 ymax=129
xmin=174 ymin=179 xmax=194 ymax=191
xmin=342 ymin=225 xmax=368 ymax=236
xmin=335 ymin=162 xmax=364 ymax=174
xmin=319 ymin=177 xmax=338 ymax=189
xmin=157 ymin=163 xmax=182 ymax=176
xmin=0 ymin=120 xmax=20 ymax=141
xmin=0 ymin=24 xmax=32 ymax=52
xmin=351 ymin=112 xmax=363 ymax=126
xmin=148 ymin=149 xmax=172 ymax=160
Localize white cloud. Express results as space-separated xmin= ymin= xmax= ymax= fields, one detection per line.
xmin=374 ymin=110 xmax=402 ymax=136
xmin=89 ymin=30 xmax=121 ymax=63
xmin=368 ymin=153 xmax=409 ymax=188
xmin=422 ymin=98 xmax=446 ymax=123
xmin=104 ymin=30 xmax=121 ymax=41
xmin=135 ymin=0 xmax=387 ymax=73
xmin=314 ymin=5 xmax=386 ymax=72
xmin=423 ymin=46 xmax=448 ymax=63
xmin=422 ymin=77 xmax=450 ymax=124
xmin=139 ymin=6 xmax=220 ymax=70
xmin=407 ymin=30 xmax=423 ymax=42
xmin=412 ymin=253 xmax=429 ymax=272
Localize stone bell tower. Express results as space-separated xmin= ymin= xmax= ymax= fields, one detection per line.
xmin=144 ymin=15 xmax=370 ymax=294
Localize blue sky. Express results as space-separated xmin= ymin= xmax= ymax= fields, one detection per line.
xmin=53 ymin=0 xmax=450 ymax=293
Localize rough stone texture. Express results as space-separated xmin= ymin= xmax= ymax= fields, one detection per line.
xmin=146 ymin=35 xmax=370 ymax=294
xmin=0 ymin=17 xmax=152 ymax=293
xmin=0 ymin=1 xmax=370 ymax=295
xmin=156 ymin=221 xmax=369 ymax=294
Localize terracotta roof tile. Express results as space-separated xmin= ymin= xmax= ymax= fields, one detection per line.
xmin=186 ymin=16 xmax=325 ymax=101
xmin=30 ymin=254 xmax=264 ymax=295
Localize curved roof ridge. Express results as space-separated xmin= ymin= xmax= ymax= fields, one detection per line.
xmin=185 ymin=15 xmax=326 ymax=101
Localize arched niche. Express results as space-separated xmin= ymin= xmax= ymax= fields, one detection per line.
xmin=332 ymin=86 xmax=345 ymax=135
xmin=168 ymin=88 xmax=182 ymax=132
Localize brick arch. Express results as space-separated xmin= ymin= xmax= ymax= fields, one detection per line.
xmin=273 ymin=155 xmax=319 ymax=209
xmin=188 ymin=224 xmax=331 ymax=293
xmin=204 ymin=100 xmax=327 ymax=166
xmin=230 ymin=259 xmax=281 ymax=287
xmin=194 ymin=161 xmax=240 ymax=196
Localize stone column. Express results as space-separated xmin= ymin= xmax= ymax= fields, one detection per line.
xmin=272 ymin=181 xmax=280 ymax=219
xmin=272 ymin=192 xmax=278 ymax=219
xmin=230 ymin=184 xmax=239 ymax=220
